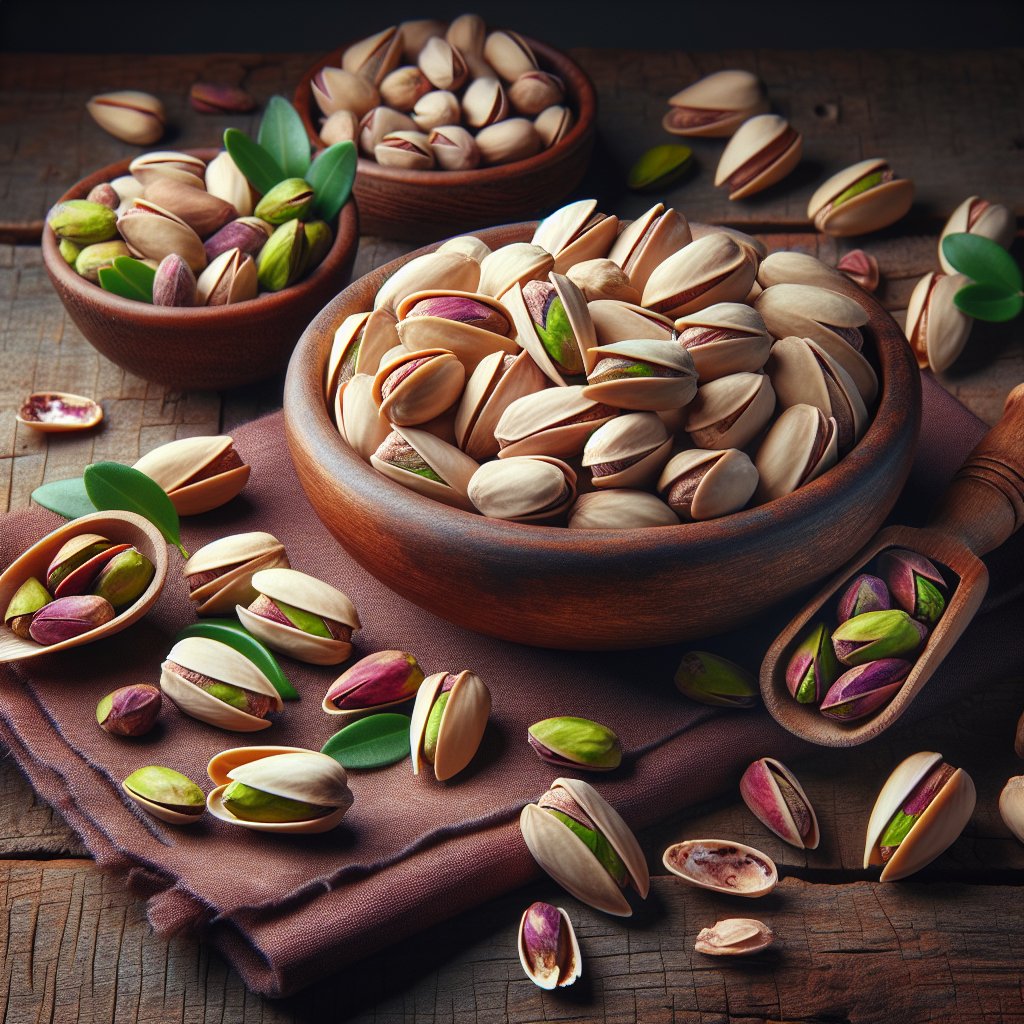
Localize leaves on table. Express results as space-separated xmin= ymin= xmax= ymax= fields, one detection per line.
xmin=308 ymin=141 xmax=357 ymax=222
xmin=30 ymin=477 xmax=97 ymax=519
xmin=258 ymin=95 xmax=312 ymax=181
xmin=321 ymin=713 xmax=412 ymax=769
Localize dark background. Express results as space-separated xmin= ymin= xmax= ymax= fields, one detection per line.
xmin=3 ymin=0 xmax=1022 ymax=51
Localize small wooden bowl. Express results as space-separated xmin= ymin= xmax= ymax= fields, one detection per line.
xmin=294 ymin=39 xmax=596 ymax=241
xmin=283 ymin=224 xmax=921 ymax=651
xmin=0 ymin=511 xmax=169 ymax=663
xmin=41 ymin=149 xmax=359 ymax=391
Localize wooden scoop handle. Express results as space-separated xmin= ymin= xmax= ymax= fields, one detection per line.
xmin=929 ymin=382 xmax=1024 ymax=557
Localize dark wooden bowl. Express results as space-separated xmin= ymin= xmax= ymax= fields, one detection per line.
xmin=41 ymin=149 xmax=359 ymax=391
xmin=284 ymin=224 xmax=922 ymax=651
xmin=294 ymin=38 xmax=596 ymax=241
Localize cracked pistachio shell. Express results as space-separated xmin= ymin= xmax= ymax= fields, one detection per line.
xmin=484 ymin=30 xmax=538 ymax=81
xmin=436 ymin=235 xmax=491 ymax=263
xmin=663 ymin=70 xmax=768 ymax=138
xmin=412 ymin=89 xmax=460 ymax=132
xmin=740 ymin=757 xmax=820 ymax=849
xmin=684 ymin=372 xmax=776 ymax=451
xmin=340 ymin=373 xmax=392 ymax=460
xmin=375 ymin=251 xmax=480 ymax=314
xmin=359 ymin=106 xmax=417 ymax=155
xmin=321 ymin=109 xmax=360 ymax=147
xmin=566 ymin=259 xmax=640 ymax=304
xmin=327 ymin=309 xmax=401 ymax=399
xmin=642 ymin=233 xmax=756 ymax=319
xmin=312 ymin=66 xmax=380 ymax=118
xmin=568 ymin=489 xmax=679 ymax=530
xmin=468 ymin=455 xmax=577 ymax=522
xmin=518 ymin=903 xmax=581 ymax=989
xmin=370 ymin=425 xmax=479 ymax=511
xmin=122 ymin=766 xmax=205 ymax=825
xmin=808 ymin=158 xmax=914 ymax=237
xmin=905 ymin=271 xmax=973 ymax=374
xmin=204 ymin=150 xmax=253 ymax=216
xmin=183 ymin=532 xmax=289 ymax=615
xmin=756 ymin=250 xmax=855 ymax=292
xmin=582 ymin=412 xmax=671 ymax=490
xmin=160 ymin=635 xmax=284 ymax=731
xmin=133 ymin=435 xmax=250 ymax=515
xmin=657 ymin=448 xmax=758 ymax=521
xmin=477 ymin=242 xmax=553 ymax=300
xmin=50 ymin=542 xmax=130 ymax=599
xmin=673 ymin=651 xmax=757 ymax=708
xmin=528 ymin=716 xmax=621 ymax=771
xmin=128 ymin=151 xmax=206 ymax=188
xmin=143 ymin=177 xmax=236 ymax=238
xmin=236 ymin=567 xmax=360 ymax=666
xmin=583 ymin=338 xmax=698 ymax=412
xmin=864 ymin=751 xmax=975 ymax=880
xmin=715 ymin=114 xmax=802 ymax=200
xmin=118 ymin=200 xmax=207 ymax=272
xmin=455 ymin=350 xmax=549 ymax=461
xmin=410 ymin=669 xmax=491 ymax=780
xmin=87 ymin=91 xmax=165 ymax=145
xmin=428 ymin=124 xmax=481 ymax=170
xmin=838 ymin=574 xmax=891 ymax=622
xmin=375 ymin=130 xmax=435 ymax=171
xmin=663 ymin=839 xmax=778 ymax=897
xmin=475 ymin=118 xmax=543 ymax=166
xmin=675 ymin=302 xmax=771 ymax=382
xmin=207 ymin=749 xmax=354 ymax=834
xmin=462 ymin=76 xmax=509 ymax=129
xmin=509 ymin=71 xmax=564 ymax=117
xmin=446 ymin=13 xmax=491 ymax=77
xmin=373 ymin=347 xmax=466 ymax=426
xmin=695 ymin=919 xmax=773 ymax=956
xmin=535 ymin=104 xmax=573 ymax=148
xmin=785 ymin=622 xmax=838 ymax=705
xmin=196 ymin=248 xmax=257 ymax=306
xmin=379 ymin=66 xmax=432 ymax=111
xmin=46 ymin=533 xmax=112 ymax=589
xmin=609 ymin=205 xmax=693 ymax=292
xmin=588 ymin=300 xmax=674 ymax=347
xmin=819 ymin=658 xmax=910 ymax=721
xmin=495 ymin=386 xmax=616 ymax=460
xmin=532 ymin=200 xmax=619 ymax=276
xmin=754 ymin=403 xmax=838 ymax=502
xmin=520 ymin=777 xmax=650 ymax=916
xmin=342 ymin=26 xmax=402 ymax=84
xmin=939 ymin=196 xmax=1015 ymax=273
xmin=323 ymin=649 xmax=425 ymax=716
xmin=999 ymin=777 xmax=1024 ymax=846
xmin=418 ymin=36 xmax=468 ymax=92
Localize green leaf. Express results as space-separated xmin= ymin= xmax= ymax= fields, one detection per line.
xmin=941 ymin=233 xmax=1023 ymax=292
xmin=257 ymin=95 xmax=312 ymax=180
xmin=953 ymin=282 xmax=1024 ymax=322
xmin=98 ymin=258 xmax=154 ymax=303
xmin=307 ymin=141 xmax=357 ymax=222
xmin=321 ymin=713 xmax=412 ymax=769
xmin=83 ymin=462 xmax=188 ymax=558
xmin=174 ymin=619 xmax=299 ymax=700
xmin=31 ymin=477 xmax=97 ymax=519
xmin=224 ymin=127 xmax=286 ymax=196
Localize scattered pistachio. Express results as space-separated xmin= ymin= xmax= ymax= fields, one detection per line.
xmin=28 ymin=595 xmax=115 ymax=645
xmin=528 ymin=716 xmax=622 ymax=772
xmin=518 ymin=902 xmax=581 ymax=988
xmin=694 ymin=918 xmax=774 ymax=956
xmin=628 ymin=143 xmax=693 ymax=192
xmin=97 ymin=683 xmax=162 ymax=737
xmin=674 ymin=651 xmax=757 ymax=708
xmin=122 ymin=765 xmax=205 ymax=823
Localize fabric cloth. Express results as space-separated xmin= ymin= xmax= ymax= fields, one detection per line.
xmin=1 ymin=374 xmax=1021 ymax=997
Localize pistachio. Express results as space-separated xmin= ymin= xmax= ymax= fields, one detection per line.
xmin=461 ymin=76 xmax=508 ymax=129
xmin=122 ymin=765 xmax=205 ymax=824
xmin=837 ymin=249 xmax=880 ymax=292
xmin=518 ymin=902 xmax=581 ymax=989
xmin=29 ymin=594 xmax=116 ymax=645
xmin=879 ymin=549 xmax=947 ymax=627
xmin=418 ymin=36 xmax=469 ymax=92
xmin=375 ymin=130 xmax=435 ymax=170
xmin=483 ymin=30 xmax=538 ymax=81
xmin=694 ymin=919 xmax=774 ymax=956
xmin=495 ymin=386 xmax=616 ymax=461
xmin=674 ymin=651 xmax=757 ymax=708
xmin=584 ymin=338 xmax=698 ymax=412
xmin=142 ymin=177 xmax=237 ymax=238
xmin=663 ymin=70 xmax=768 ymax=138
xmin=642 ymin=233 xmax=755 ymax=318
xmin=534 ymin=104 xmax=573 ymax=148
xmin=740 ymin=757 xmax=820 ymax=849
xmin=254 ymin=178 xmax=315 ymax=225
xmin=475 ymin=118 xmax=542 ymax=166
xmin=327 ymin=309 xmax=400 ymax=398
xmin=528 ymin=717 xmax=622 ymax=772
xmin=399 ymin=19 xmax=447 ymax=60
xmin=342 ymin=26 xmax=402 ymax=84
xmin=320 ymin=109 xmax=360 ymax=147
xmin=675 ymin=302 xmax=772 ymax=382
xmin=4 ymin=578 xmax=52 ymax=639
xmin=312 ymin=67 xmax=380 ymax=118
xmin=257 ymin=220 xmax=306 ymax=292
xmin=128 ymin=151 xmax=206 ymax=188
xmin=87 ymin=90 xmax=165 ymax=145
xmin=428 ymin=124 xmax=481 ymax=170
xmin=837 ymin=574 xmax=891 ymax=622
xmin=609 ymin=205 xmax=692 ymax=293
xmin=371 ymin=426 xmax=479 ymax=511
xmin=118 ymin=200 xmax=207 ymax=273
xmin=91 ymin=547 xmax=155 ymax=609
xmin=86 ymin=183 xmax=120 ymax=210
xmin=183 ymin=532 xmax=289 ymax=615
xmin=684 ymin=371 xmax=776 ymax=451
xmin=375 ymin=251 xmax=481 ymax=314
xmin=476 ymin=242 xmax=552 ymax=300
xmin=133 ymin=435 xmax=250 ymax=516
xmin=97 ymin=683 xmax=162 ymax=737
xmin=832 ymin=609 xmax=927 ymax=666
xmin=663 ymin=840 xmax=777 ymax=898
xmin=410 ymin=669 xmax=491 ymax=780
xmin=533 ymin=200 xmax=619 ymax=276
xmin=196 ymin=247 xmax=258 ymax=306
xmin=48 ymin=200 xmax=119 ymax=246
xmin=582 ymin=412 xmax=672 ymax=490
xmin=373 ymin=348 xmax=466 ymax=426
xmin=204 ymin=216 xmax=271 ymax=263
xmin=359 ymin=106 xmax=418 ymax=154
xmin=566 ymin=259 xmax=641 ymax=304
xmin=939 ymin=196 xmax=1015 ymax=274
xmin=754 ymin=403 xmax=838 ymax=502
xmin=785 ymin=622 xmax=839 ymax=705
xmin=509 ymin=71 xmax=565 ymax=116
xmin=445 ymin=13 xmax=491 ymax=78
xmin=905 ymin=271 xmax=974 ymax=373
xmin=568 ymin=490 xmax=679 ymax=530
xmin=152 ymin=253 xmax=197 ymax=307
xmin=111 ymin=174 xmax=145 ymax=204
xmin=73 ymin=240 xmax=131 ymax=283
xmin=714 ymin=114 xmax=802 ymax=200
xmin=301 ymin=220 xmax=333 ymax=278
xmin=189 ymin=81 xmax=256 ymax=114
xmin=411 ymin=89 xmax=461 ymax=132
xmin=808 ymin=158 xmax=914 ymax=237
xmin=59 ymin=239 xmax=82 ymax=265
xmin=999 ymin=777 xmax=1024 ymax=846
xmin=820 ymin=658 xmax=911 ymax=721
xmin=323 ymin=650 xmax=425 ymax=716
xmin=468 ymin=455 xmax=577 ymax=523
xmin=657 ymin=448 xmax=758 ymax=521
xmin=379 ymin=66 xmax=433 ymax=111
xmin=45 ymin=534 xmax=114 ymax=591
xmin=628 ymin=143 xmax=693 ymax=192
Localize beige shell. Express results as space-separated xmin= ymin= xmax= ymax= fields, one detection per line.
xmin=341 ymin=373 xmax=391 ymax=461
xmin=359 ymin=106 xmax=418 ymax=155
xmin=129 ymin=151 xmax=206 ymax=188
xmin=373 ymin=347 xmax=466 ymax=426
xmin=399 ymin=19 xmax=447 ymax=61
xmin=715 ymin=114 xmax=802 ymax=200
xmin=374 ymin=251 xmax=481 ymax=314
xmin=565 ymin=259 xmax=640 ymax=304
xmin=468 ymin=456 xmax=577 ymax=522
xmin=756 ymin=250 xmax=857 ymax=292
xmin=582 ymin=413 xmax=672 ymax=490
xmin=462 ymin=76 xmax=509 ymax=129
xmin=376 ymin=130 xmax=435 ymax=170
xmin=864 ymin=751 xmax=976 ymax=881
xmin=418 ymin=36 xmax=468 ymax=92
xmin=904 ymin=271 xmax=973 ymax=374
xmin=412 ymin=90 xmax=461 ymax=132
xmin=455 ymin=350 xmax=550 ymax=461
xmin=410 ymin=669 xmax=491 ymax=780
xmin=312 ymin=66 xmax=380 ymax=118
xmin=675 ymin=301 xmax=772 ymax=382
xmin=183 ymin=532 xmax=289 ymax=615
xmin=939 ymin=196 xmax=1016 ymax=274
xmin=370 ymin=425 xmax=479 ymax=511
xmin=475 ymin=117 xmax=543 ymax=166
xmin=133 ymin=435 xmax=250 ymax=516
xmin=16 ymin=391 xmax=104 ymax=433
xmin=483 ymin=30 xmax=538 ymax=81
xmin=607 ymin=204 xmax=692 ymax=292
xmin=642 ymin=233 xmax=755 ymax=318
xmin=535 ymin=105 xmax=573 ymax=148
xmin=446 ymin=14 xmax=491 ymax=78
xmin=509 ymin=71 xmax=565 ymax=117
xmin=808 ymin=158 xmax=914 ymax=237
xmin=663 ymin=70 xmax=768 ymax=138
xmin=477 ymin=242 xmax=554 ymax=299
xmin=160 ymin=635 xmax=284 ymax=731
xmin=532 ymin=200 xmax=620 ymax=275
xmin=235 ymin=567 xmax=360 ymax=666
xmin=517 ymin=904 xmax=581 ymax=989
xmin=207 ymin=748 xmax=353 ymax=834
xmin=657 ymin=448 xmax=759 ymax=521
xmin=583 ymin=339 xmax=698 ymax=412
xmin=196 ymin=248 xmax=257 ymax=306
xmin=495 ymin=386 xmax=617 ymax=460
xmin=694 ymin=918 xmax=774 ymax=956
xmin=436 ymin=235 xmax=491 ymax=263
xmin=662 ymin=839 xmax=778 ymax=897
xmin=142 ymin=176 xmax=235 ymax=238
xmin=741 ymin=757 xmax=820 ymax=850
xmin=121 ymin=777 xmax=204 ymax=826
xmin=999 ymin=777 xmax=1024 ymax=846
xmin=519 ymin=777 xmax=650 ymax=917
xmin=118 ymin=200 xmax=207 ymax=272
xmin=379 ymin=65 xmax=432 ymax=111
xmin=684 ymin=372 xmax=776 ymax=451
xmin=326 ymin=308 xmax=401 ymax=400
xmin=568 ymin=489 xmax=680 ymax=530
xmin=754 ymin=403 xmax=838 ymax=503
xmin=588 ymin=300 xmax=674 ymax=346
xmin=342 ymin=26 xmax=402 ymax=84
xmin=428 ymin=124 xmax=481 ymax=170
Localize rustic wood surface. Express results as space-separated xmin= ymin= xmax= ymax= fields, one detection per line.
xmin=1 ymin=47 xmax=1022 ymax=1022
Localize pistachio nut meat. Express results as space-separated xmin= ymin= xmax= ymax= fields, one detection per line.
xmin=528 ymin=716 xmax=622 ymax=772
xmin=878 ymin=548 xmax=947 ymax=627
xmin=582 ymin=412 xmax=672 ymax=490
xmin=904 ymin=271 xmax=973 ymax=373
xmin=740 ymin=757 xmax=820 ymax=849
xmin=607 ymin=203 xmax=692 ymax=292
xmin=683 ymin=371 xmax=776 ymax=451
xmin=864 ymin=751 xmax=975 ymax=881
xmin=673 ymin=651 xmax=757 ymax=708
xmin=754 ymin=403 xmax=838 ymax=503
xmin=837 ymin=574 xmax=891 ymax=622
xmin=531 ymin=199 xmax=619 ymax=275
xmin=4 ymin=578 xmax=51 ymax=639
xmin=133 ymin=435 xmax=250 ymax=516
xmin=97 ymin=683 xmax=162 ymax=737
xmin=831 ymin=609 xmax=927 ymax=666
xmin=237 ymin=567 xmax=360 ymax=666
xmin=808 ymin=158 xmax=914 ymax=237
xmin=410 ymin=669 xmax=491 ymax=781
xmin=370 ymin=426 xmax=480 ymax=511
xmin=694 ymin=918 xmax=774 ymax=956
xmin=468 ymin=455 xmax=577 ymax=523
xmin=518 ymin=902 xmax=582 ymax=989
xmin=663 ymin=839 xmax=778 ymax=897
xmin=662 ymin=69 xmax=768 ymax=137
xmin=714 ymin=113 xmax=802 ymax=200
xmin=494 ymin=386 xmax=617 ymax=460
xmin=658 ymin=448 xmax=758 ymax=521
xmin=785 ymin=622 xmax=839 ymax=705
xmin=47 ymin=200 xmax=119 ymax=247
xmin=819 ymin=658 xmax=911 ymax=721
xmin=183 ymin=532 xmax=289 ymax=615
xmin=323 ymin=649 xmax=426 ymax=717
xmin=373 ymin=347 xmax=466 ymax=426
xmin=583 ymin=338 xmax=698 ymax=412
xmin=568 ymin=489 xmax=680 ymax=530
xmin=374 ymin=251 xmax=481 ymax=314
xmin=939 ymin=196 xmax=1015 ymax=273
xmin=122 ymin=765 xmax=205 ymax=825
xmin=520 ymin=777 xmax=650 ymax=916
xmin=29 ymin=595 xmax=116 ymax=645
xmin=204 ymin=216 xmax=272 ymax=264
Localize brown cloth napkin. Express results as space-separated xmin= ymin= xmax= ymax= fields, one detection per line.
xmin=1 ymin=374 xmax=1022 ymax=997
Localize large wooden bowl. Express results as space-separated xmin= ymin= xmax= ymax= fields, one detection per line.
xmin=284 ymin=224 xmax=922 ymax=650
xmin=42 ymin=149 xmax=359 ymax=391
xmin=294 ymin=38 xmax=596 ymax=241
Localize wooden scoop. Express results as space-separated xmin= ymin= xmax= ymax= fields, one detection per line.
xmin=761 ymin=383 xmax=1024 ymax=747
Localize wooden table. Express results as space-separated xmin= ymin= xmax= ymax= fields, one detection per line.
xmin=1 ymin=50 xmax=1022 ymax=1023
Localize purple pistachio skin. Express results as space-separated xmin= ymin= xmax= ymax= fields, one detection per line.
xmin=521 ymin=902 xmax=567 ymax=984
xmin=832 ymin=610 xmax=928 ymax=666
xmin=837 ymin=574 xmax=891 ymax=622
xmin=879 ymin=548 xmax=947 ymax=626
xmin=819 ymin=658 xmax=911 ymax=721
xmin=785 ymin=623 xmax=838 ymax=704
xmin=96 ymin=683 xmax=162 ymax=736
xmin=152 ymin=254 xmax=196 ymax=307
xmin=325 ymin=650 xmax=425 ymax=710
xmin=28 ymin=594 xmax=115 ymax=645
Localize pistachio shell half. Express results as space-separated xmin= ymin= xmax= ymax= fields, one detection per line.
xmin=663 ymin=839 xmax=778 ymax=897
xmin=608 ymin=204 xmax=692 ymax=292
xmin=904 ymin=271 xmax=973 ymax=373
xmin=582 ymin=412 xmax=672 ymax=490
xmin=939 ymin=196 xmax=1015 ymax=274
xmin=375 ymin=251 xmax=481 ymax=314
xmin=684 ymin=372 xmax=776 ymax=451
xmin=663 ymin=70 xmax=768 ymax=138
xmin=695 ymin=918 xmax=773 ymax=956
xmin=568 ymin=490 xmax=679 ymax=530
xmin=370 ymin=426 xmax=479 ymax=511
xmin=532 ymin=200 xmax=619 ymax=276
xmin=373 ymin=347 xmax=466 ymax=426
xmin=754 ymin=403 xmax=838 ymax=502
xmin=657 ymin=448 xmax=758 ymax=520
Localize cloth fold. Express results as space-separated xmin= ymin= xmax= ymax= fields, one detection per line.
xmin=1 ymin=374 xmax=1021 ymax=997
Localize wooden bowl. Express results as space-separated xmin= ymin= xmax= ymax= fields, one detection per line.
xmin=41 ymin=149 xmax=359 ymax=391
xmin=294 ymin=38 xmax=596 ymax=241
xmin=283 ymin=224 xmax=922 ymax=651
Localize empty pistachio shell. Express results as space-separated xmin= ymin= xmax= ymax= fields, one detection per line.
xmin=674 ymin=651 xmax=757 ymax=708
xmin=518 ymin=902 xmax=581 ymax=989
xmin=97 ymin=683 xmax=162 ymax=737
xmin=663 ymin=840 xmax=778 ymax=897
xmin=528 ymin=717 xmax=622 ymax=772
xmin=740 ymin=757 xmax=820 ymax=849
xmin=568 ymin=489 xmax=679 ymax=530
xmin=999 ymin=777 xmax=1024 ymax=846
xmin=477 ymin=242 xmax=553 ymax=300
xmin=323 ymin=650 xmax=425 ymax=716
xmin=17 ymin=391 xmax=104 ymax=433
xmin=939 ymin=196 xmax=1015 ymax=274
xmin=410 ymin=669 xmax=491 ymax=781
xmin=375 ymin=251 xmax=481 ymax=314
xmin=663 ymin=70 xmax=768 ymax=138
xmin=122 ymin=765 xmax=205 ymax=824
xmin=87 ymin=90 xmax=165 ymax=145
xmin=133 ymin=435 xmax=250 ymax=516
xmin=808 ymin=158 xmax=914 ymax=237
xmin=694 ymin=918 xmax=773 ymax=955
xmin=715 ymin=114 xmax=802 ymax=200
xmin=183 ymin=532 xmax=289 ymax=615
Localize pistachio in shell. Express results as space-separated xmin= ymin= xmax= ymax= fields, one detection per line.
xmin=999 ymin=777 xmax=1024 ymax=846
xmin=29 ymin=594 xmax=116 ymax=645
xmin=312 ymin=66 xmax=380 ymax=118
xmin=904 ymin=271 xmax=974 ymax=374
xmin=518 ymin=902 xmax=581 ymax=989
xmin=528 ymin=716 xmax=622 ymax=772
xmin=582 ymin=412 xmax=672 ymax=490
xmin=674 ymin=651 xmax=757 ymax=708
xmin=584 ymin=338 xmax=698 ymax=412
xmin=494 ymin=386 xmax=616 ymax=461
xmin=476 ymin=242 xmax=553 ymax=300
xmin=568 ymin=490 xmax=679 ymax=530
xmin=410 ymin=669 xmax=491 ymax=781
xmin=342 ymin=26 xmax=403 ymax=84
xmin=374 ymin=251 xmax=481 ymax=314
xmin=819 ymin=658 xmax=910 ymax=721
xmin=182 ymin=532 xmax=289 ymax=615
xmin=608 ymin=204 xmax=692 ymax=293
xmin=939 ymin=196 xmax=1015 ymax=274
xmin=373 ymin=347 xmax=466 ymax=426
xmin=133 ymin=435 xmax=250 ymax=516
xmin=371 ymin=426 xmax=479 ymax=512
xmin=740 ymin=757 xmax=820 ymax=849
xmin=663 ymin=840 xmax=778 ymax=897
xmin=754 ymin=403 xmax=838 ymax=503
xmin=118 ymin=200 xmax=206 ymax=273
xmin=87 ymin=91 xmax=165 ymax=145
xmin=785 ymin=622 xmax=839 ymax=705
xmin=674 ymin=302 xmax=771 ymax=382
xmin=326 ymin=309 xmax=401 ymax=400
xmin=662 ymin=70 xmax=768 ymax=138
xmin=531 ymin=199 xmax=619 ymax=276
xmin=683 ymin=372 xmax=776 ymax=452
xmin=535 ymin=104 xmax=573 ymax=148
xmin=714 ymin=113 xmax=802 ymax=200
xmin=91 ymin=546 xmax=156 ymax=609
xmin=657 ymin=448 xmax=759 ymax=521
xmin=4 ymin=577 xmax=52 ymax=639
xmin=468 ymin=455 xmax=577 ymax=523
xmin=122 ymin=765 xmax=205 ymax=824
xmin=808 ymin=158 xmax=914 ymax=237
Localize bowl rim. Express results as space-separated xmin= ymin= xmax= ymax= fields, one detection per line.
xmin=293 ymin=35 xmax=597 ymax=185
xmin=41 ymin=146 xmax=359 ymax=324
xmin=285 ymin=220 xmax=922 ymax=554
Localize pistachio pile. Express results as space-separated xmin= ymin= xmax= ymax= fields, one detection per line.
xmin=3 ymin=534 xmax=155 ymax=647
xmin=47 ymin=149 xmax=334 ymax=305
xmin=786 ymin=548 xmax=949 ymax=721
xmin=314 ymin=15 xmax=573 ymax=169
xmin=325 ymin=199 xmax=878 ymax=528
